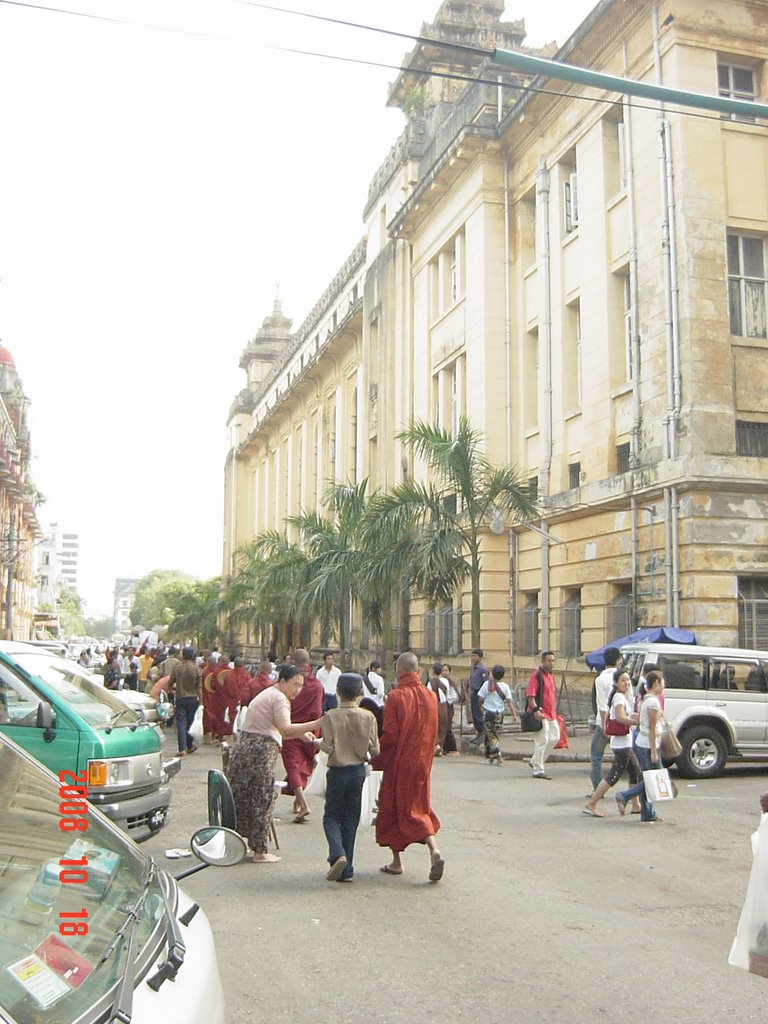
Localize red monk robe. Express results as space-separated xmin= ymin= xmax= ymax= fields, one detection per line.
xmin=214 ymin=664 xmax=245 ymax=737
xmin=373 ymin=672 xmax=441 ymax=852
xmin=281 ymin=667 xmax=324 ymax=795
xmin=240 ymin=669 xmax=273 ymax=706
xmin=201 ymin=662 xmax=221 ymax=738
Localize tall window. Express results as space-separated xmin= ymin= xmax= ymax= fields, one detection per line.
xmin=623 ymin=274 xmax=633 ymax=382
xmin=718 ymin=62 xmax=756 ymax=122
xmin=563 ymin=300 xmax=582 ymax=410
xmin=738 ymin=578 xmax=768 ymax=648
xmin=430 ymin=229 xmax=466 ymax=319
xmin=727 ymin=234 xmax=767 ymax=338
xmin=520 ymin=595 xmax=539 ymax=657
xmin=563 ymin=167 xmax=579 ymax=233
xmin=610 ymin=270 xmax=633 ymax=385
xmin=561 ymin=590 xmax=582 ymax=657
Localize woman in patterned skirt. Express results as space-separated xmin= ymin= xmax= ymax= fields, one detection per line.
xmin=226 ymin=665 xmax=322 ymax=863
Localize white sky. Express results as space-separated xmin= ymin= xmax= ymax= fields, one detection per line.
xmin=0 ymin=0 xmax=596 ymax=616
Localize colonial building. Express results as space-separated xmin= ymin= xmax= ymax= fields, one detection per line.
xmin=0 ymin=344 xmax=41 ymax=640
xmin=224 ymin=0 xmax=768 ymax=678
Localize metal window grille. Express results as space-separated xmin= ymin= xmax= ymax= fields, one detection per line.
xmin=616 ymin=442 xmax=631 ymax=474
xmin=606 ymin=588 xmax=633 ymax=638
xmin=736 ymin=420 xmax=768 ymax=457
xmin=528 ymin=475 xmax=538 ymax=501
xmin=520 ymin=596 xmax=539 ymax=658
xmin=561 ymin=591 xmax=582 ymax=657
xmin=568 ymin=461 xmax=581 ymax=489
xmin=738 ymin=578 xmax=768 ymax=648
xmin=423 ymin=610 xmax=436 ymax=654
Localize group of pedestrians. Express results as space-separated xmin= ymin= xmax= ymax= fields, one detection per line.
xmin=583 ymin=646 xmax=669 ymax=822
xmin=225 ymin=650 xmax=445 ymax=883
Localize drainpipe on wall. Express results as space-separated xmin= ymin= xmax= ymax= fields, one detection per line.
xmin=623 ymin=48 xmax=641 ymax=463
xmin=630 ymin=496 xmax=638 ymax=628
xmin=503 ymin=158 xmax=515 ymax=659
xmin=653 ymin=5 xmax=675 ymax=624
xmin=536 ymin=157 xmax=553 ymax=649
xmin=671 ymin=484 xmax=681 ymax=626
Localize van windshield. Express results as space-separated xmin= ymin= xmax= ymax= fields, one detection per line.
xmin=8 ymin=653 xmax=142 ymax=730
xmin=0 ymin=737 xmax=164 ymax=1024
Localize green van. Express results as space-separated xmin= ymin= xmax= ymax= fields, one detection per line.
xmin=0 ymin=641 xmax=175 ymax=841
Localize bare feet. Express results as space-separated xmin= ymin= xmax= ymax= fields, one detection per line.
xmin=250 ymin=852 xmax=281 ymax=863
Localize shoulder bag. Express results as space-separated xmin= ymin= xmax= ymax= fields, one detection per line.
xmin=520 ymin=671 xmax=545 ymax=732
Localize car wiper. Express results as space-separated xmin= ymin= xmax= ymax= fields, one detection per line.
xmin=105 ymin=707 xmax=139 ymax=732
xmin=146 ymin=870 xmax=187 ymax=990
xmin=99 ymin=859 xmax=157 ymax=1024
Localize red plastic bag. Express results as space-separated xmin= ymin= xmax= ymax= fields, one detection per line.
xmin=555 ymin=713 xmax=569 ymax=749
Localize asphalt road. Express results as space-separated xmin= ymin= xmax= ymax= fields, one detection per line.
xmin=145 ymin=729 xmax=768 ymax=1023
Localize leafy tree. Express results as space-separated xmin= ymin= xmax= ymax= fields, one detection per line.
xmin=84 ymin=616 xmax=114 ymax=639
xmin=164 ymin=577 xmax=222 ymax=650
xmin=129 ymin=570 xmax=193 ymax=629
xmin=369 ymin=417 xmax=538 ymax=649
xmin=58 ymin=585 xmax=85 ymax=637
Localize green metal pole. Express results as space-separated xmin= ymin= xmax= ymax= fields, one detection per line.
xmin=491 ymin=48 xmax=768 ymax=120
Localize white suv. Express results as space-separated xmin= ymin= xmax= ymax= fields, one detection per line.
xmin=621 ymin=642 xmax=768 ymax=779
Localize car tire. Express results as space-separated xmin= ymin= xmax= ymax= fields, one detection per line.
xmin=677 ymin=725 xmax=728 ymax=779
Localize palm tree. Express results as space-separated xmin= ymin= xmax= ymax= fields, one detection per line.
xmin=220 ymin=531 xmax=307 ymax=653
xmin=369 ymin=417 xmax=538 ymax=649
xmin=286 ymin=481 xmax=372 ymax=663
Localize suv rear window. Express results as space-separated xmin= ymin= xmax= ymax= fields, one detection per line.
xmin=709 ymin=658 xmax=765 ymax=692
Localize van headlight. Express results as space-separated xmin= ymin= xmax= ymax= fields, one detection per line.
xmin=88 ymin=759 xmax=132 ymax=788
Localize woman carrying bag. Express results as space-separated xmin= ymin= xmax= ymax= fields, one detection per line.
xmin=583 ymin=669 xmax=641 ymax=817
xmin=616 ymin=670 xmax=666 ymax=822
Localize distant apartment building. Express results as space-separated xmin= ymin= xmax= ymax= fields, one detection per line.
xmin=113 ymin=578 xmax=138 ymax=634
xmin=59 ymin=531 xmax=79 ymax=592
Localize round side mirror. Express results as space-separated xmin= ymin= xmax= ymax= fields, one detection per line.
xmin=190 ymin=826 xmax=247 ymax=867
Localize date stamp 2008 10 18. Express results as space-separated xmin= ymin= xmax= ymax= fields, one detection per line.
xmin=57 ymin=770 xmax=90 ymax=937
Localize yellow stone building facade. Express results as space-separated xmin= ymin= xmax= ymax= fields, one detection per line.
xmin=224 ymin=0 xmax=768 ymax=678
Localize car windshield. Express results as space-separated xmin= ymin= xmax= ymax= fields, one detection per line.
xmin=0 ymin=738 xmax=164 ymax=1024
xmin=7 ymin=652 xmax=142 ymax=730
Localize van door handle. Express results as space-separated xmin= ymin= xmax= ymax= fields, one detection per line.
xmin=715 ymin=701 xmax=727 ymax=707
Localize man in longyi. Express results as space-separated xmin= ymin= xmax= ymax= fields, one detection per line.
xmin=372 ymin=651 xmax=445 ymax=882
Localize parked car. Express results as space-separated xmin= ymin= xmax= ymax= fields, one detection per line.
xmin=621 ymin=641 xmax=768 ymax=778
xmin=0 ymin=729 xmax=243 ymax=1024
xmin=0 ymin=641 xmax=178 ymax=840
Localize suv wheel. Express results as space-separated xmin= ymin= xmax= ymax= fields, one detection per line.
xmin=677 ymin=725 xmax=728 ymax=779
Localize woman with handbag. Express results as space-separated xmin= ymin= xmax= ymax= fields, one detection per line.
xmin=583 ymin=670 xmax=641 ymax=817
xmin=617 ymin=670 xmax=666 ymax=822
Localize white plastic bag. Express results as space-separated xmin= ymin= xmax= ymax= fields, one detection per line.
xmin=729 ymin=814 xmax=768 ymax=976
xmin=642 ymin=767 xmax=676 ymax=802
xmin=304 ymin=751 xmax=327 ymax=797
xmin=233 ymin=706 xmax=247 ymax=736
xmin=188 ymin=705 xmax=204 ymax=742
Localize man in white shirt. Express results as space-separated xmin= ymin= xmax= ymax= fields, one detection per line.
xmin=316 ymin=651 xmax=342 ymax=713
xmin=362 ymin=660 xmax=386 ymax=707
xmin=589 ymin=646 xmax=622 ymax=793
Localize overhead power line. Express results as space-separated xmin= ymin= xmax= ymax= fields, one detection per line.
xmin=2 ymin=0 xmax=763 ymax=122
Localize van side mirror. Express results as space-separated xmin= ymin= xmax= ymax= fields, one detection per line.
xmin=36 ymin=701 xmax=56 ymax=742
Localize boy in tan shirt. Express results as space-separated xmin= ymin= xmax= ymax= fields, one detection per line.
xmin=315 ymin=673 xmax=380 ymax=882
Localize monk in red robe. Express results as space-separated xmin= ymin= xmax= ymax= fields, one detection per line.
xmin=281 ymin=648 xmax=323 ymax=823
xmin=201 ymin=654 xmax=221 ymax=743
xmin=214 ymin=657 xmax=245 ymax=740
xmin=239 ymin=661 xmax=273 ymax=706
xmin=372 ymin=651 xmax=444 ymax=882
